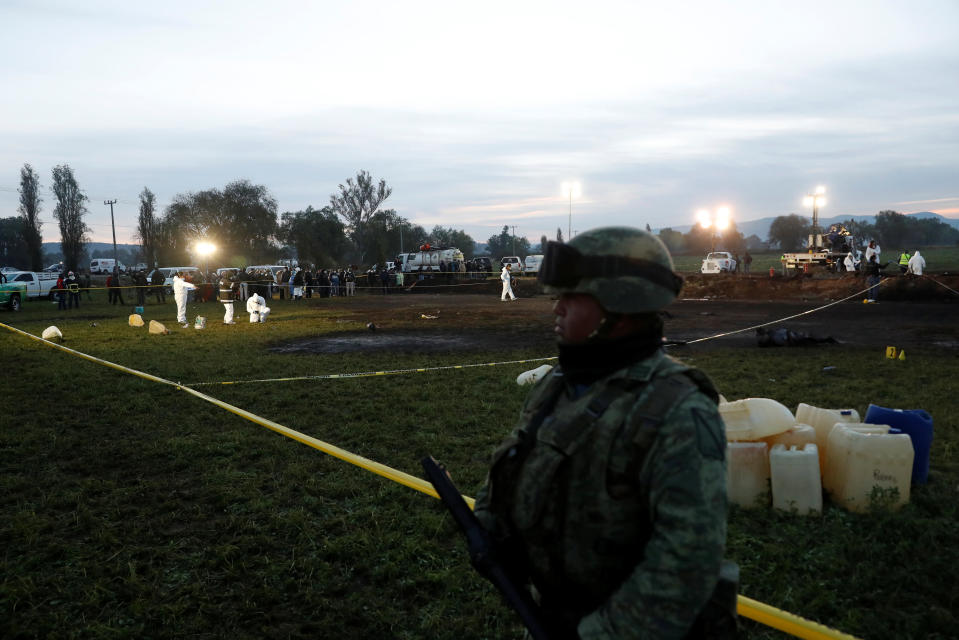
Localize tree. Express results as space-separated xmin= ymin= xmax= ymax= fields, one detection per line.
xmin=556 ymin=227 xmax=564 ymax=243
xmin=540 ymin=234 xmax=548 ymax=253
xmin=18 ymin=163 xmax=44 ymax=271
xmin=486 ymin=225 xmax=531 ymax=259
xmin=839 ymin=218 xmax=878 ymax=247
xmin=683 ymin=224 xmax=714 ymax=255
xmin=874 ymin=210 xmax=912 ymax=248
xmin=157 ymin=180 xmax=280 ymax=266
xmin=329 ymin=170 xmax=393 ymax=261
xmin=767 ymin=214 xmax=811 ymax=251
xmin=136 ymin=187 xmax=159 ymax=268
xmin=0 ymin=217 xmax=30 ymax=269
xmin=657 ymin=228 xmax=685 ymax=254
xmin=50 ymin=164 xmax=90 ymax=271
xmin=278 ymin=205 xmax=350 ymax=267
xmin=426 ymin=225 xmax=476 ymax=256
xmin=743 ymin=234 xmax=768 ymax=251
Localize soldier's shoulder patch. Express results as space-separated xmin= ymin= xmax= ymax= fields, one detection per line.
xmin=692 ymin=407 xmax=725 ymax=460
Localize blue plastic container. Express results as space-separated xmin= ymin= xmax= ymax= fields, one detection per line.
xmin=135 ymin=306 xmax=144 ymax=314
xmin=864 ymin=404 xmax=933 ymax=484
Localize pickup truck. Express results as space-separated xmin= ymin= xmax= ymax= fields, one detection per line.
xmin=700 ymin=252 xmax=737 ymax=274
xmin=0 ymin=273 xmax=27 ymax=311
xmin=3 ymin=271 xmax=60 ymax=300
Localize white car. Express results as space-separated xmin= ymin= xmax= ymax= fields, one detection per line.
xmin=701 ymin=252 xmax=737 ymax=274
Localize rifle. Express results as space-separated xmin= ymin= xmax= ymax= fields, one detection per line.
xmin=421 ymin=456 xmax=556 ymax=640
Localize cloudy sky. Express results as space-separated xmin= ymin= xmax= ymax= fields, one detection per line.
xmin=1 ymin=0 xmax=957 ymax=248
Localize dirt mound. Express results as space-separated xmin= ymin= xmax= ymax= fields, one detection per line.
xmin=680 ymin=273 xmax=959 ymax=302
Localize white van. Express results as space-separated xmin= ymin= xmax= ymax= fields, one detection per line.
xmin=90 ymin=258 xmax=126 ymax=274
xmin=523 ymin=254 xmax=544 ymax=274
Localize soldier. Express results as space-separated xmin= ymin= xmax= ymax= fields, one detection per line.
xmin=65 ymin=271 xmax=80 ymax=309
xmin=219 ymin=272 xmax=236 ymax=325
xmin=134 ymin=269 xmax=148 ymax=307
xmin=473 ymin=227 xmax=733 ymax=639
xmin=151 ymin=268 xmax=166 ymax=303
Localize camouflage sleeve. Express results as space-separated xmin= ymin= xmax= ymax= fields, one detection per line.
xmin=578 ymin=391 xmax=727 ymax=640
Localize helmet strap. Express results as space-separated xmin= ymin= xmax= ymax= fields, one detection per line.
xmin=587 ymin=312 xmax=622 ymax=342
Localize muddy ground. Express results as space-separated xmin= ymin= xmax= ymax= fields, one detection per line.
xmin=271 ymin=273 xmax=959 ymax=354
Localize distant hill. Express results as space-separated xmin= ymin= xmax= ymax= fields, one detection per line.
xmin=42 ymin=242 xmax=141 ymax=262
xmin=656 ymin=211 xmax=959 ymax=241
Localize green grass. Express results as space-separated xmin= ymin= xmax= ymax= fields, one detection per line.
xmin=1 ymin=293 xmax=957 ymax=639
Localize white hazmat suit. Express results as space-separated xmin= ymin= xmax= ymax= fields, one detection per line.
xmin=500 ymin=265 xmax=516 ymax=301
xmin=843 ymin=253 xmax=858 ymax=273
xmin=907 ymin=251 xmax=926 ymax=275
xmin=172 ymin=275 xmax=197 ymax=327
xmin=246 ymin=293 xmax=271 ymax=323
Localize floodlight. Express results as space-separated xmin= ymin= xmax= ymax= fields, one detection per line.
xmin=696 ymin=209 xmax=712 ymax=229
xmin=195 ymin=242 xmax=216 ymax=257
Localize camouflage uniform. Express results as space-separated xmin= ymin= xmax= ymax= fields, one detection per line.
xmin=474 ymin=226 xmax=728 ymax=639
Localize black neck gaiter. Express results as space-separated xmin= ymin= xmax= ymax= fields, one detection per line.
xmin=557 ymin=330 xmax=663 ymax=386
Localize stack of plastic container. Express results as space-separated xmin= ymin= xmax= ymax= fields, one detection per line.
xmin=720 ymin=398 xmax=795 ymax=509
xmin=795 ymin=403 xmax=860 ymax=474
xmin=719 ymin=399 xmax=921 ymax=514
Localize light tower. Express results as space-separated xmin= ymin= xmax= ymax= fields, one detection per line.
xmin=803 ymin=186 xmax=827 ymax=250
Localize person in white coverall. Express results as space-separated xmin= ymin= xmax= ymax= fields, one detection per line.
xmin=500 ymin=263 xmax=516 ymax=301
xmin=843 ymin=252 xmax=858 ymax=274
xmin=172 ymin=273 xmax=197 ymax=327
xmin=907 ymin=250 xmax=926 ymax=275
xmin=246 ymin=292 xmax=271 ymax=323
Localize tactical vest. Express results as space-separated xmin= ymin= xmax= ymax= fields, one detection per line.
xmin=487 ymin=357 xmax=721 ymax=617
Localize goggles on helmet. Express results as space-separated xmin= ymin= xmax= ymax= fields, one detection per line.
xmin=538 ymin=241 xmax=683 ymax=295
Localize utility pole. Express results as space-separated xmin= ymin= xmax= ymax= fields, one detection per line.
xmin=104 ymin=199 xmax=119 ymax=271
xmin=510 ymin=225 xmax=517 ymax=256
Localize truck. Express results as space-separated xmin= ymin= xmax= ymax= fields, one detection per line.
xmin=0 ymin=273 xmax=27 ymax=311
xmin=2 ymin=271 xmax=59 ymax=300
xmin=396 ymin=245 xmax=465 ymax=273
xmin=701 ymin=252 xmax=737 ymax=274
xmin=781 ymin=223 xmax=859 ymax=273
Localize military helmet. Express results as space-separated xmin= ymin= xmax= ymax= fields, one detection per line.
xmin=539 ymin=226 xmax=682 ymax=313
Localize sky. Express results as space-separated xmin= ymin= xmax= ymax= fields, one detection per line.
xmin=1 ymin=0 xmax=958 ymax=249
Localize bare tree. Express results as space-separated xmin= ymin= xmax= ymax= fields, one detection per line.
xmin=329 ymin=170 xmax=393 ymax=260
xmin=18 ymin=163 xmax=44 ymax=271
xmin=136 ymin=187 xmax=158 ymax=268
xmin=50 ymin=164 xmax=90 ymax=271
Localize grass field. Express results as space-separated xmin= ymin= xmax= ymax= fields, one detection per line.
xmin=671 ymin=246 xmax=959 ymax=274
xmin=1 ymin=291 xmax=957 ymax=639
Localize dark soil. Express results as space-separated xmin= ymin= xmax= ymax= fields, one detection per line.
xmin=269 ymin=273 xmax=959 ymax=354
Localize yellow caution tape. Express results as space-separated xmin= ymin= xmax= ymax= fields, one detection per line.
xmin=0 ymin=320 xmax=862 ymax=639
xmin=186 ymin=356 xmax=558 ymax=386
